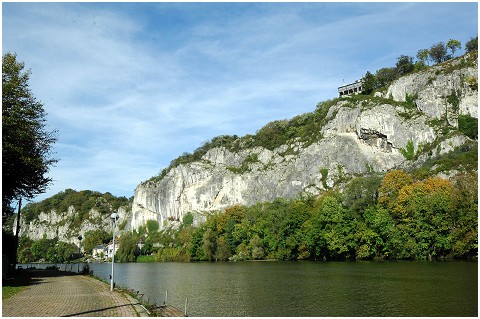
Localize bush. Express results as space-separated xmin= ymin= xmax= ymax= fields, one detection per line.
xmin=400 ymin=139 xmax=415 ymax=160
xmin=458 ymin=114 xmax=478 ymax=139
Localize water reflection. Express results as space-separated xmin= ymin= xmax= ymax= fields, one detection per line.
xmin=28 ymin=261 xmax=477 ymax=316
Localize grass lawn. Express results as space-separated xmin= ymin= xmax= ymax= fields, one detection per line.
xmin=2 ymin=269 xmax=33 ymax=300
xmin=2 ymin=286 xmax=27 ymax=299
xmin=136 ymin=255 xmax=156 ymax=262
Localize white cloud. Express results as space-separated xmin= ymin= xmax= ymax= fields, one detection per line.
xmin=3 ymin=2 xmax=477 ymax=202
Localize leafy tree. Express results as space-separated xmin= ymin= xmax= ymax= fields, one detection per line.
xmin=30 ymin=238 xmax=57 ymax=261
xmin=344 ymin=175 xmax=382 ymax=213
xmin=2 ymin=53 xmax=58 ymax=215
xmin=361 ymin=71 xmax=376 ymax=95
xmin=17 ymin=236 xmax=34 ymax=263
xmin=215 ymin=236 xmax=231 ymax=261
xmin=446 ymin=39 xmax=461 ymax=57
xmin=375 ymin=67 xmax=397 ymax=88
xmin=458 ymin=114 xmax=478 ymax=139
xmin=416 ymin=48 xmax=430 ymax=66
xmin=116 ymin=232 xmax=139 ymax=262
xmin=395 ymin=55 xmax=414 ymax=77
xmin=146 ymin=219 xmax=160 ymax=234
xmin=465 ymin=36 xmax=478 ymax=53
xmin=450 ymin=173 xmax=478 ymax=259
xmin=429 ymin=42 xmax=448 ymax=64
xmin=82 ymin=229 xmax=110 ymax=254
xmin=378 ymin=170 xmax=413 ymax=213
xmin=181 ymin=212 xmax=194 ymax=228
xmin=202 ymin=228 xmax=217 ymax=261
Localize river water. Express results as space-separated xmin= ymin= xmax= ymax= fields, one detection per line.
xmin=29 ymin=261 xmax=477 ymax=316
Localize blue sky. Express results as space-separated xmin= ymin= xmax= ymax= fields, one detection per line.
xmin=2 ymin=2 xmax=478 ymax=203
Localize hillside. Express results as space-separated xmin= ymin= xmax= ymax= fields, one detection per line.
xmin=131 ymin=53 xmax=477 ymax=230
xmin=17 ymin=52 xmax=478 ymax=253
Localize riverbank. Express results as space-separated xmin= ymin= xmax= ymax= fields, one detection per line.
xmin=2 ymin=268 xmax=145 ymax=317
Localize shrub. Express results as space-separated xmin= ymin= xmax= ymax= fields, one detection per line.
xmin=400 ymin=139 xmax=415 ymax=160
xmin=458 ymin=114 xmax=478 ymax=139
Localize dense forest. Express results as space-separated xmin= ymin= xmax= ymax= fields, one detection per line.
xmin=131 ymin=168 xmax=477 ymax=262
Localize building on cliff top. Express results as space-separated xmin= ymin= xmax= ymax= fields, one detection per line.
xmin=338 ymin=80 xmax=363 ymax=97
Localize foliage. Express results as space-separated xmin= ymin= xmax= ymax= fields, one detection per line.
xmin=465 ymin=36 xmax=478 ymax=54
xmin=82 ymin=229 xmax=110 ymax=254
xmin=378 ymin=170 xmax=413 ymax=212
xmin=446 ymin=90 xmax=460 ymax=112
xmin=20 ymin=237 xmax=79 ymax=263
xmin=400 ymin=139 xmax=416 ymax=160
xmin=429 ymin=42 xmax=448 ymax=64
xmin=416 ymin=49 xmax=430 ymax=66
xmin=146 ymin=219 xmax=160 ymax=234
xmin=2 ymin=52 xmax=58 ymax=215
xmin=447 ymin=39 xmax=462 ymax=57
xmin=21 ymin=189 xmax=131 ymax=225
xmin=361 ymin=71 xmax=376 ymax=95
xmin=126 ymin=161 xmax=476 ymax=263
xmin=458 ymin=114 xmax=478 ymax=139
xmin=395 ymin=55 xmax=414 ymax=77
xmin=115 ymin=232 xmax=140 ymax=263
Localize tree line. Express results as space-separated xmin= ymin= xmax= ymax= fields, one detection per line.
xmin=362 ymin=36 xmax=478 ymax=95
xmin=130 ymin=168 xmax=477 ymax=262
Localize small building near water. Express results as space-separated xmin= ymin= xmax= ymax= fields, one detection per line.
xmin=338 ymin=80 xmax=363 ymax=97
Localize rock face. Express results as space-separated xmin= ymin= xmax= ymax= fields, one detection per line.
xmin=131 ymin=56 xmax=477 ymax=231
xmin=17 ymin=55 xmax=478 ymax=239
xmin=17 ymin=206 xmax=131 ymax=246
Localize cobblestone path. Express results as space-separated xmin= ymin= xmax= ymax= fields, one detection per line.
xmin=2 ymin=270 xmax=139 ymax=317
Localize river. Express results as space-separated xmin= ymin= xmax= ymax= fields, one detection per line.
xmin=28 ymin=261 xmax=477 ymax=316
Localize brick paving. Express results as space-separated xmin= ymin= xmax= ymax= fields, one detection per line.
xmin=2 ymin=269 xmax=141 ymax=317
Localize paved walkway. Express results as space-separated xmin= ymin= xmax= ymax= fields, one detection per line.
xmin=2 ymin=269 xmax=146 ymax=317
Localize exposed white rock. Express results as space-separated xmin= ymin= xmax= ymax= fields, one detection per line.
xmin=18 ymin=55 xmax=478 ymax=237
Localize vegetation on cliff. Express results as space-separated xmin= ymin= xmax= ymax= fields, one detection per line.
xmin=21 ymin=189 xmax=131 ymax=226
xmin=137 ymin=165 xmax=477 ymax=262
xmin=16 ymin=36 xmax=478 ymax=263
xmin=148 ymin=36 xmax=477 ymax=183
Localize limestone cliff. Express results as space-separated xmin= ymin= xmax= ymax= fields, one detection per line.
xmin=131 ymin=55 xmax=477 ymax=231
xmin=17 ymin=54 xmax=478 ymax=240
xmin=16 ymin=198 xmax=132 ymax=245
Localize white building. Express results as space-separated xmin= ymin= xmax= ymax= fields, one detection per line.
xmin=91 ymin=240 xmax=119 ymax=261
xmin=338 ymin=80 xmax=363 ymax=97
xmin=92 ymin=244 xmax=108 ymax=261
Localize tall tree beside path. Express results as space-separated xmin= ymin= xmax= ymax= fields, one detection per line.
xmin=2 ymin=52 xmax=58 ymax=215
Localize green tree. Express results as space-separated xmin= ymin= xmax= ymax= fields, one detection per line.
xmin=116 ymin=232 xmax=139 ymax=262
xmin=429 ymin=42 xmax=448 ymax=64
xmin=375 ymin=67 xmax=397 ymax=88
xmin=82 ymin=229 xmax=110 ymax=254
xmin=146 ymin=219 xmax=160 ymax=234
xmin=465 ymin=36 xmax=478 ymax=54
xmin=446 ymin=39 xmax=461 ymax=57
xmin=416 ymin=48 xmax=430 ymax=66
xmin=30 ymin=238 xmax=57 ymax=261
xmin=343 ymin=175 xmax=382 ymax=214
xmin=458 ymin=114 xmax=478 ymax=139
xmin=450 ymin=173 xmax=478 ymax=259
xmin=2 ymin=53 xmax=58 ymax=215
xmin=395 ymin=55 xmax=414 ymax=77
xmin=17 ymin=236 xmax=34 ymax=263
xmin=361 ymin=71 xmax=376 ymax=95
xmin=202 ymin=228 xmax=217 ymax=261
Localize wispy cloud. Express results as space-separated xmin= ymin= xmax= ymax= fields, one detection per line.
xmin=3 ymin=2 xmax=477 ymax=201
